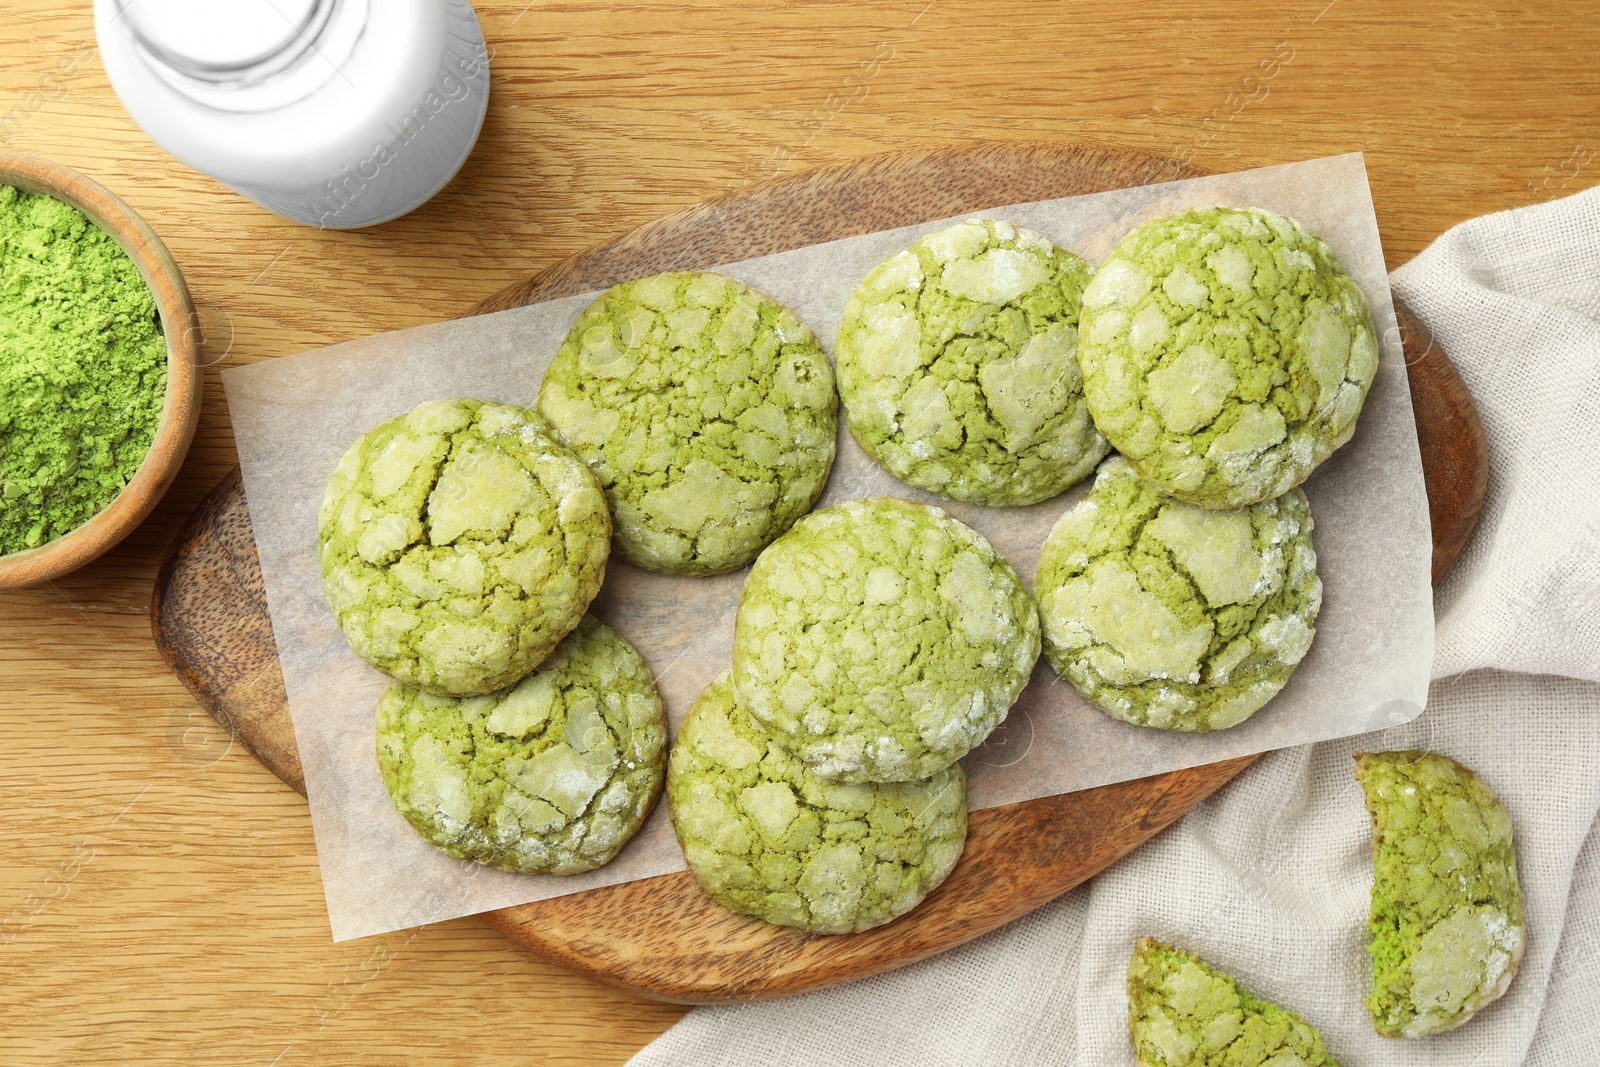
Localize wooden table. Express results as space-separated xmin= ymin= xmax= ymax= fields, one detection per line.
xmin=0 ymin=2 xmax=1593 ymax=1063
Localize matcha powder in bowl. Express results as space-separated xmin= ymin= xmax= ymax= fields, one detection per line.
xmin=0 ymin=184 xmax=167 ymax=556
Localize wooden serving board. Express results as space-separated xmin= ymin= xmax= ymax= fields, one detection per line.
xmin=151 ymin=142 xmax=1486 ymax=1004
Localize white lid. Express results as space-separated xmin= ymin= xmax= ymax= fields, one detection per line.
xmin=118 ymin=0 xmax=325 ymax=73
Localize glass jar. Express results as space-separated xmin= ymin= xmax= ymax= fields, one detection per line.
xmin=95 ymin=0 xmax=491 ymax=228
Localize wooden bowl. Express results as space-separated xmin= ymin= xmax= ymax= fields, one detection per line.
xmin=0 ymin=151 xmax=200 ymax=590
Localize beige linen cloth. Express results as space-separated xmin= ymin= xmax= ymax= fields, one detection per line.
xmin=628 ymin=184 xmax=1600 ymax=1065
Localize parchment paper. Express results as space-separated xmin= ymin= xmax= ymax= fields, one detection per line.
xmin=223 ymin=153 xmax=1434 ymax=941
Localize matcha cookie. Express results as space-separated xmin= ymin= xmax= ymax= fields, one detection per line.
xmin=1036 ymin=456 xmax=1320 ymax=731
xmin=1355 ymin=751 xmax=1525 ymax=1039
xmin=1078 ymin=207 xmax=1379 ymax=509
xmin=538 ymin=271 xmax=837 ymax=576
xmin=836 ymin=219 xmax=1108 ymax=505
xmin=376 ymin=616 xmax=666 ymax=875
xmin=1128 ymin=939 xmax=1341 ymax=1066
xmin=732 ymin=496 xmax=1040 ymax=782
xmin=320 ymin=398 xmax=610 ymax=697
xmin=668 ymin=673 xmax=967 ymax=934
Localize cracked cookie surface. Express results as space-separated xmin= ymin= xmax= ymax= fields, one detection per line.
xmin=1077 ymin=207 xmax=1378 ymax=509
xmin=732 ymin=496 xmax=1039 ymax=782
xmin=537 ymin=271 xmax=837 ymax=576
xmin=1355 ymin=751 xmax=1525 ymax=1039
xmin=1128 ymin=939 xmax=1341 ymax=1067
xmin=376 ymin=616 xmax=666 ymax=875
xmin=320 ymin=398 xmax=610 ymax=696
xmin=836 ymin=219 xmax=1108 ymax=505
xmin=667 ymin=672 xmax=967 ymax=934
xmin=1036 ymin=456 xmax=1320 ymax=731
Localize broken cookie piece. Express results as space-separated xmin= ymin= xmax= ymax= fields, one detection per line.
xmin=1128 ymin=938 xmax=1341 ymax=1066
xmin=1356 ymin=751 xmax=1525 ymax=1038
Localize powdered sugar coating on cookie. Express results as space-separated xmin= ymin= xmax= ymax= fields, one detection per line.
xmin=1078 ymin=207 xmax=1378 ymax=509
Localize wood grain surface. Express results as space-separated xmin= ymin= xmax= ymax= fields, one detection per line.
xmin=3 ymin=1 xmax=1595 ymax=1062
xmin=151 ymin=141 xmax=1484 ymax=1004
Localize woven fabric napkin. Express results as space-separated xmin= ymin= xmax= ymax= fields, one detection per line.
xmin=628 ymin=183 xmax=1600 ymax=1065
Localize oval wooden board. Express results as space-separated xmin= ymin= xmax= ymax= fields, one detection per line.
xmin=151 ymin=142 xmax=1486 ymax=1004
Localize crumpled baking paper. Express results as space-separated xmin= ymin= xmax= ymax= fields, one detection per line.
xmin=222 ymin=152 xmax=1432 ymax=941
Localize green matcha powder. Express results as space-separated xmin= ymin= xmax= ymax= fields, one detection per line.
xmin=0 ymin=184 xmax=166 ymax=555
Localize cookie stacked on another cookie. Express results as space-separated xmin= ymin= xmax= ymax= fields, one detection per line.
xmin=669 ymin=496 xmax=1038 ymax=932
xmin=378 ymin=616 xmax=668 ymax=875
xmin=321 ymin=397 xmax=668 ymax=876
xmin=667 ymin=673 xmax=967 ymax=934
xmin=1077 ymin=207 xmax=1378 ymax=510
xmin=732 ymin=496 xmax=1040 ymax=782
xmin=320 ymin=397 xmax=612 ymax=697
xmin=1033 ymin=207 xmax=1373 ymax=731
xmin=1036 ymin=456 xmax=1321 ymax=732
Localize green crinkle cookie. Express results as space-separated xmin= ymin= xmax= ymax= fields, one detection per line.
xmin=1355 ymin=751 xmax=1525 ymax=1039
xmin=537 ymin=270 xmax=837 ymax=576
xmin=1036 ymin=456 xmax=1320 ymax=731
xmin=667 ymin=672 xmax=967 ymax=934
xmin=376 ymin=616 xmax=666 ymax=875
xmin=320 ymin=398 xmax=610 ymax=697
xmin=1077 ymin=207 xmax=1379 ymax=509
xmin=732 ymin=496 xmax=1040 ymax=782
xmin=836 ymin=219 xmax=1109 ymax=505
xmin=1128 ymin=939 xmax=1341 ymax=1067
